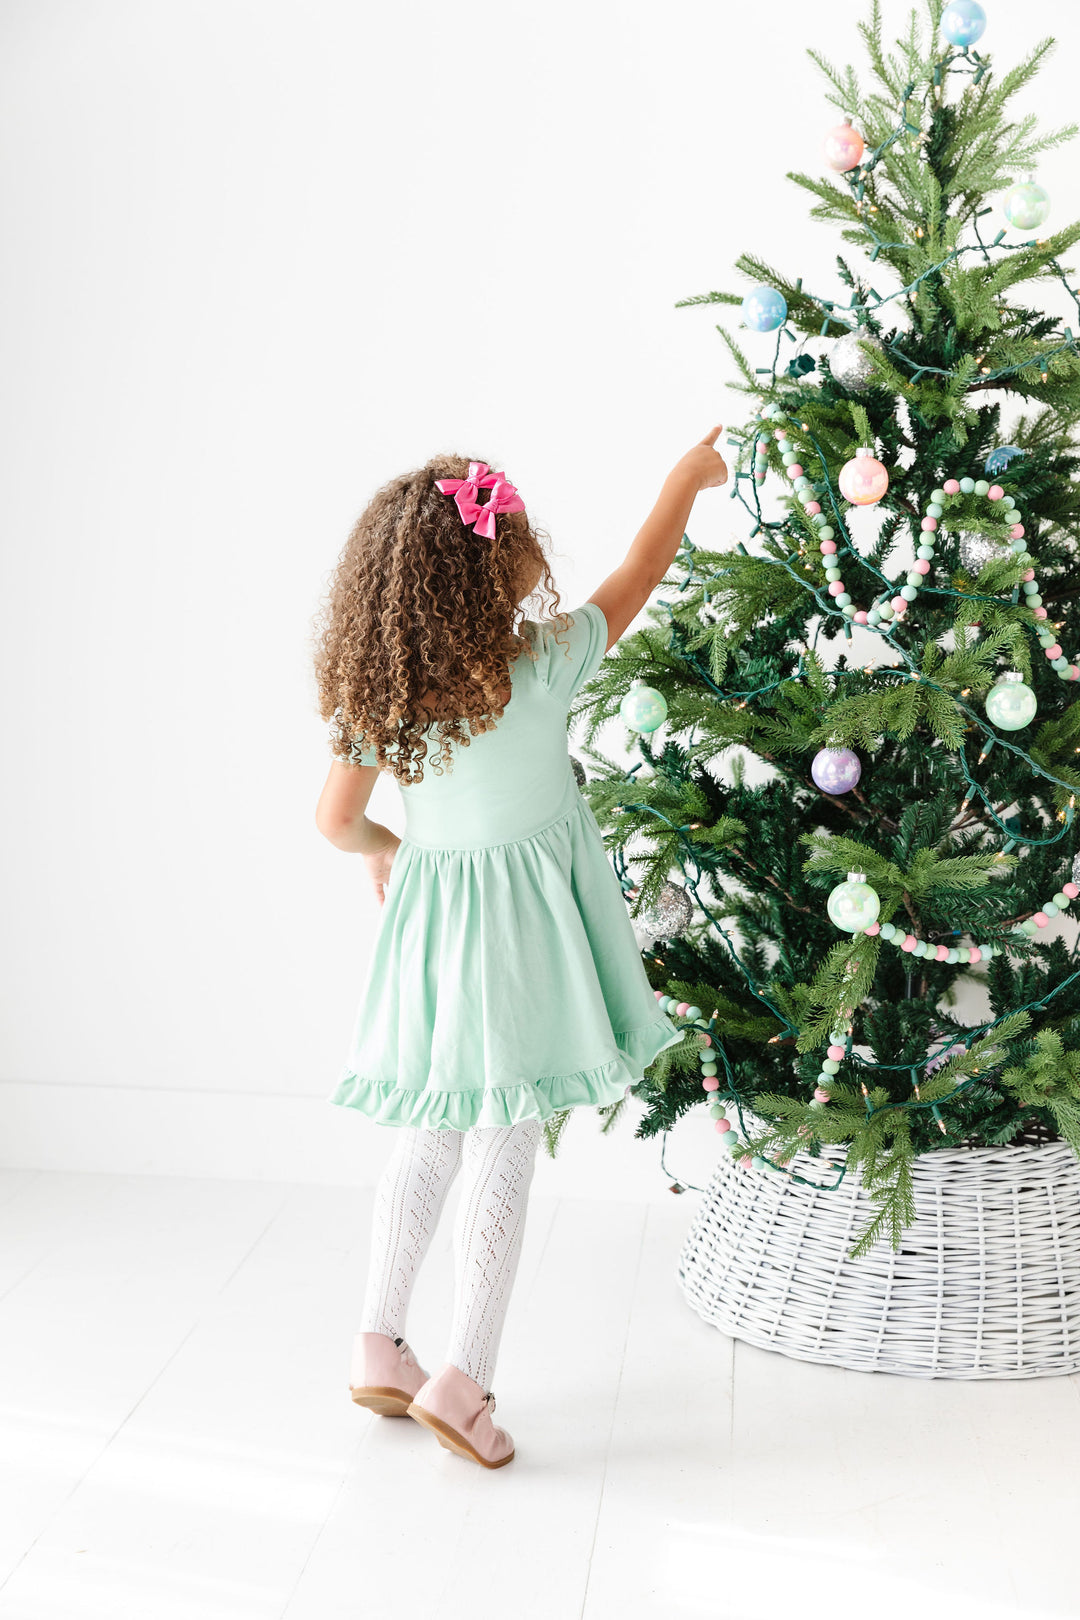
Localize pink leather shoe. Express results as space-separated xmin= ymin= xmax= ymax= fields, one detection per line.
xmin=349 ymin=1332 xmax=430 ymax=1417
xmin=407 ymin=1362 xmax=515 ymax=1468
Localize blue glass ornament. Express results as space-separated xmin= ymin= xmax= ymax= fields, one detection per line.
xmin=984 ymin=444 xmax=1025 ymax=475
xmin=619 ymin=683 xmax=668 ymax=734
xmin=985 ymin=673 xmax=1037 ymax=731
xmin=1003 ymin=181 xmax=1050 ymax=230
xmin=826 ymin=872 xmax=881 ymax=934
xmin=941 ymin=0 xmax=986 ymax=47
xmin=741 ymin=285 xmax=787 ymax=333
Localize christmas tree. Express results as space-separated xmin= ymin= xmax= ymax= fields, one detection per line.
xmin=560 ymin=0 xmax=1080 ymax=1257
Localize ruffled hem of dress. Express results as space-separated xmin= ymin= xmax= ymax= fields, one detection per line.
xmin=327 ymin=1014 xmax=685 ymax=1129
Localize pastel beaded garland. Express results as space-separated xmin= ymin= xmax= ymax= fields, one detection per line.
xmin=823 ymin=121 xmax=865 ymax=173
xmin=827 ymin=871 xmax=881 ymax=933
xmin=741 ymin=285 xmax=787 ymax=333
xmin=985 ymin=671 xmax=1038 ymax=731
xmin=620 ymin=682 xmax=668 ymax=734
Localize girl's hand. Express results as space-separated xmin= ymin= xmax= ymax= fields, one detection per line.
xmin=673 ymin=424 xmax=728 ymax=491
xmin=363 ymin=833 xmax=401 ymax=906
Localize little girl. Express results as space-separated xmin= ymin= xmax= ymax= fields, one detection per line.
xmin=314 ymin=426 xmax=727 ymax=1468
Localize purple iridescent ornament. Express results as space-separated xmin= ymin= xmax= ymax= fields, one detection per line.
xmin=811 ymin=747 xmax=862 ymax=795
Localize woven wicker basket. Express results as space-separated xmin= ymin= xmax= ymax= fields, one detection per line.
xmin=678 ymin=1117 xmax=1080 ymax=1378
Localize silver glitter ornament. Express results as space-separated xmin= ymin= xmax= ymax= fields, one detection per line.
xmin=635 ymin=881 xmax=694 ymax=940
xmin=569 ymin=755 xmax=587 ymax=789
xmin=829 ymin=328 xmax=885 ymax=392
xmin=1072 ymin=853 xmax=1080 ymax=888
xmin=957 ymin=530 xmax=1007 ymax=574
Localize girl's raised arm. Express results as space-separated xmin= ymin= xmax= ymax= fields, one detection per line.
xmin=587 ymin=424 xmax=727 ymax=650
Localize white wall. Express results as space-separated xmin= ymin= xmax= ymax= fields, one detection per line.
xmin=2 ymin=0 xmax=1077 ymax=1198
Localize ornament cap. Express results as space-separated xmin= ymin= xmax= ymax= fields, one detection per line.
xmin=847 ymin=870 xmax=867 ymax=883
xmin=1001 ymin=671 xmax=1024 ymax=684
xmin=854 ymin=446 xmax=874 ymax=458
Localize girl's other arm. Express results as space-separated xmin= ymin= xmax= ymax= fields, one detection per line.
xmin=316 ymin=761 xmax=401 ymax=903
xmin=587 ymin=423 xmax=728 ymax=650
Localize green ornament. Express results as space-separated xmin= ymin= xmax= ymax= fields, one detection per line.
xmin=619 ymin=682 xmax=668 ymax=734
xmin=826 ymin=871 xmax=881 ymax=933
xmin=984 ymin=673 xmax=1038 ymax=731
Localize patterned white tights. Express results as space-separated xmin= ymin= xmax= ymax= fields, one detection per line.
xmin=358 ymin=1120 xmax=543 ymax=1392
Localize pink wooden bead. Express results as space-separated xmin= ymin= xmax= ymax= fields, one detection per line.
xmin=855 ymin=611 xmax=869 ymax=624
xmin=827 ymin=1045 xmax=845 ymax=1061
xmin=943 ymin=478 xmax=961 ymax=494
xmin=654 ymin=989 xmax=664 ymax=1000
xmin=891 ymin=596 xmax=908 ymax=614
xmin=716 ymin=1118 xmax=731 ymax=1132
xmin=1010 ymin=524 xmax=1025 ymax=539
xmin=805 ymin=501 xmax=821 ymax=515
xmin=1070 ymin=667 xmax=1080 ymax=680
xmin=698 ymin=1032 xmax=713 ymax=1047
xmin=864 ymin=922 xmax=881 ymax=935
xmin=1034 ymin=912 xmax=1050 ymax=928
xmin=988 ymin=485 xmax=1004 ymax=500
xmin=914 ymin=559 xmax=931 ymax=574
xmin=969 ymin=947 xmax=982 ymax=963
xmin=820 ymin=539 xmax=838 ymax=553
xmin=797 ymin=1125 xmax=810 ymax=1138
xmin=787 ymin=464 xmax=804 ymax=479
xmin=676 ymin=1001 xmax=689 ymax=1015
xmin=902 ymin=934 xmax=917 ymax=952
xmin=739 ymin=1155 xmax=753 ymax=1169
xmin=1022 ymin=569 xmax=1035 ymax=582
xmin=828 ymin=581 xmax=845 ymax=596
xmin=1034 ymin=607 xmax=1048 ymax=619
xmin=1046 ymin=645 xmax=1063 ymax=660
xmin=1064 ymin=882 xmax=1080 ymax=899
xmin=702 ymin=1075 xmax=720 ymax=1091
xmin=920 ymin=516 xmax=938 ymax=531
xmin=813 ymin=1087 xmax=831 ymax=1103
xmin=936 ymin=945 xmax=949 ymax=962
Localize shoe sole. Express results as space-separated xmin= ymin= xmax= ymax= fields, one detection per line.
xmin=350 ymin=1385 xmax=414 ymax=1417
xmin=406 ymin=1403 xmax=515 ymax=1468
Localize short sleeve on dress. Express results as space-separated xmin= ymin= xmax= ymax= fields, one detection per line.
xmin=530 ymin=601 xmax=609 ymax=707
xmin=346 ymin=738 xmax=381 ymax=768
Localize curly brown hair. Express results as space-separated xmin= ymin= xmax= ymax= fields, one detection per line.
xmin=313 ymin=454 xmax=565 ymax=785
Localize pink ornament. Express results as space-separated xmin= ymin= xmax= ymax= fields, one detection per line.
xmin=820 ymin=539 xmax=837 ymax=554
xmin=854 ymin=611 xmax=869 ymax=624
xmin=716 ymin=1118 xmax=731 ymax=1133
xmin=1010 ymin=524 xmax=1025 ymax=539
xmin=805 ymin=501 xmax=822 ymax=515
xmin=902 ymin=934 xmax=917 ymax=952
xmin=827 ymin=1045 xmax=845 ymax=1061
xmin=823 ymin=121 xmax=865 ymax=173
xmin=943 ymin=478 xmax=961 ymax=494
xmin=914 ymin=559 xmax=931 ymax=574
xmin=921 ymin=516 xmax=938 ymax=531
xmin=988 ymin=485 xmax=1004 ymax=500
xmin=1063 ymin=882 xmax=1080 ymax=899
xmin=935 ymin=945 xmax=949 ymax=962
xmin=702 ymin=1075 xmax=720 ymax=1091
xmin=838 ymin=447 xmax=889 ymax=506
xmin=813 ymin=1087 xmax=831 ymax=1103
xmin=1034 ymin=912 xmax=1050 ymax=928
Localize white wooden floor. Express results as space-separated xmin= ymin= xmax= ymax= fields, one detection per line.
xmin=1 ymin=1169 xmax=1079 ymax=1620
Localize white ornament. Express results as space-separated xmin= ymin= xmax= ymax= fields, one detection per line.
xmin=830 ymin=328 xmax=885 ymax=392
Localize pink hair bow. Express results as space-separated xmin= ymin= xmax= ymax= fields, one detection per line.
xmin=435 ymin=460 xmax=525 ymax=539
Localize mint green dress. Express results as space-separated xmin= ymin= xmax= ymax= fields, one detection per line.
xmin=328 ymin=600 xmax=682 ymax=1130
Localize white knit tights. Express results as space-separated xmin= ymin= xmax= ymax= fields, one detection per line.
xmin=358 ymin=1120 xmax=543 ymax=1392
